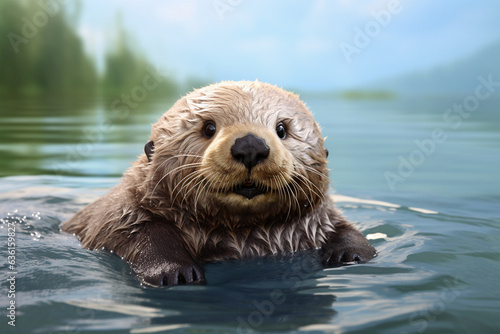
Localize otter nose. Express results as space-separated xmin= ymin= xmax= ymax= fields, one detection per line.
xmin=231 ymin=134 xmax=269 ymax=171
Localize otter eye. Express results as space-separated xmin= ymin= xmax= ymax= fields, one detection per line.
xmin=276 ymin=122 xmax=287 ymax=139
xmin=203 ymin=121 xmax=216 ymax=138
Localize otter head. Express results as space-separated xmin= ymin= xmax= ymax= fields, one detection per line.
xmin=141 ymin=81 xmax=329 ymax=220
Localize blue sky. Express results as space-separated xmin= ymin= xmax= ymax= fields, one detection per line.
xmin=77 ymin=0 xmax=500 ymax=90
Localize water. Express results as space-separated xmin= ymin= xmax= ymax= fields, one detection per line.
xmin=0 ymin=95 xmax=499 ymax=333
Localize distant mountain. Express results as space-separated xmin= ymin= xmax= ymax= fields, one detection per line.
xmin=371 ymin=40 xmax=500 ymax=96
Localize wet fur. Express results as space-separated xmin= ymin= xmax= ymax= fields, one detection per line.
xmin=63 ymin=81 xmax=376 ymax=286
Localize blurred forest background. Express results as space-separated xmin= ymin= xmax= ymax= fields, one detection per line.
xmin=1 ymin=0 xmax=498 ymax=100
xmin=0 ymin=0 xmax=178 ymax=99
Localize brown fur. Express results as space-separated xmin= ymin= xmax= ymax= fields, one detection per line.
xmin=62 ymin=81 xmax=376 ymax=286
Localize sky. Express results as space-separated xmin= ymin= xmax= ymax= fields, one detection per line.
xmin=76 ymin=0 xmax=500 ymax=91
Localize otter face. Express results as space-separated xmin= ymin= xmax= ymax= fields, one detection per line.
xmin=200 ymin=121 xmax=295 ymax=214
xmin=146 ymin=81 xmax=329 ymax=218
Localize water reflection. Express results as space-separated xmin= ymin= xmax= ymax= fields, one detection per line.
xmin=0 ymin=97 xmax=175 ymax=177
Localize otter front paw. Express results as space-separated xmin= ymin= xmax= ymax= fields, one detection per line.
xmin=322 ymin=229 xmax=376 ymax=266
xmin=133 ymin=261 xmax=206 ymax=287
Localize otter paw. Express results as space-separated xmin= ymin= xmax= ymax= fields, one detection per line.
xmin=134 ymin=262 xmax=206 ymax=287
xmin=322 ymin=244 xmax=375 ymax=266
xmin=321 ymin=231 xmax=377 ymax=267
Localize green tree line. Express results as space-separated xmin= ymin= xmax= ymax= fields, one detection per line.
xmin=0 ymin=0 xmax=177 ymax=98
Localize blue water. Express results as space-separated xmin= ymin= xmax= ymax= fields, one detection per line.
xmin=0 ymin=95 xmax=499 ymax=333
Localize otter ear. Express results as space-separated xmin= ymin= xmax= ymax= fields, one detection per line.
xmin=145 ymin=141 xmax=155 ymax=162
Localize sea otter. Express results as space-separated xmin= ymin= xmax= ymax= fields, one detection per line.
xmin=62 ymin=80 xmax=376 ymax=286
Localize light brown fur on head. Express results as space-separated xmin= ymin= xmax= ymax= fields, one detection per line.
xmin=141 ymin=81 xmax=328 ymax=218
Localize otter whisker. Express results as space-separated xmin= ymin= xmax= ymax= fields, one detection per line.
xmin=211 ymin=172 xmax=225 ymax=193
xmin=150 ymin=157 xmax=202 ymax=189
xmin=173 ymin=168 xmax=209 ymax=205
xmin=304 ymin=175 xmax=326 ymax=202
xmin=176 ymin=169 xmax=208 ymax=229
xmin=270 ymin=175 xmax=280 ymax=201
xmin=302 ymin=171 xmax=327 ymax=201
xmin=174 ymin=167 xmax=204 ymax=194
xmin=170 ymin=168 xmax=204 ymax=204
xmin=221 ymin=173 xmax=233 ymax=193
xmin=192 ymin=174 xmax=213 ymax=214
xmin=292 ymin=170 xmax=325 ymax=204
xmin=291 ymin=181 xmax=303 ymax=220
xmin=276 ymin=172 xmax=288 ymax=202
xmin=281 ymin=172 xmax=301 ymax=220
xmin=150 ymin=162 xmax=203 ymax=204
xmin=180 ymin=176 xmax=203 ymax=208
xmin=184 ymin=175 xmax=203 ymax=211
xmin=302 ymin=164 xmax=332 ymax=183
xmin=213 ymin=172 xmax=233 ymax=194
xmin=164 ymin=162 xmax=203 ymax=182
xmin=289 ymin=176 xmax=313 ymax=213
xmin=274 ymin=172 xmax=292 ymax=222
xmin=150 ymin=153 xmax=203 ymax=185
